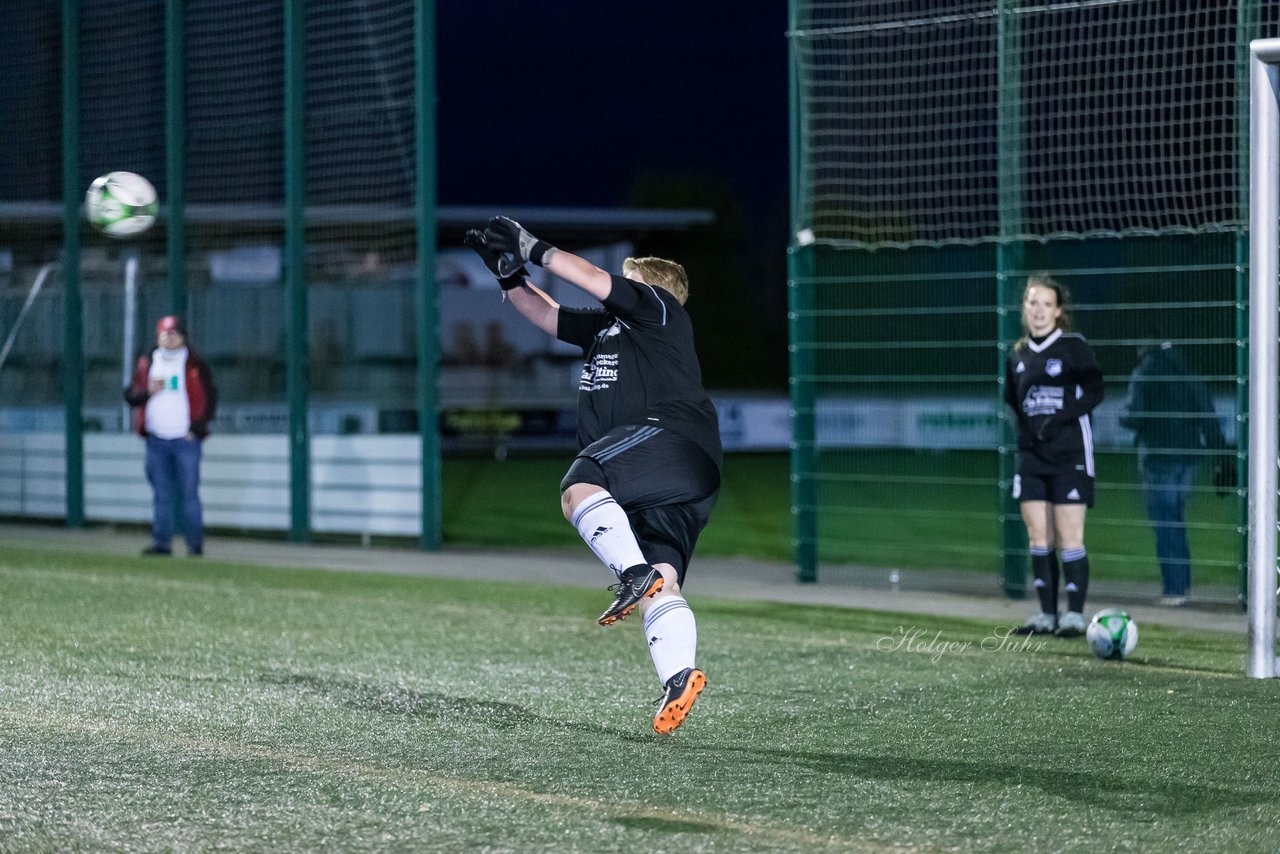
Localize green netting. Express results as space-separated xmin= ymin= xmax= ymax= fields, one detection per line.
xmin=0 ymin=0 xmax=421 ymax=428
xmin=182 ymin=0 xmax=419 ymax=421
xmin=791 ymin=236 xmax=1244 ymax=594
xmin=789 ymin=2 xmax=1276 ymax=594
xmin=0 ymin=0 xmax=432 ymax=539
xmin=791 ymin=0 xmax=1278 ymax=248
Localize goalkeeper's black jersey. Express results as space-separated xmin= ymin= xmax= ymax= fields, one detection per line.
xmin=556 ymin=274 xmax=722 ymax=470
xmin=1003 ymin=329 xmax=1104 ymax=471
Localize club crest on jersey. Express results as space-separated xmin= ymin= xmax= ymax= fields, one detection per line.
xmin=1045 ymin=358 xmax=1063 ymax=377
xmin=1015 ymin=361 xmax=1025 ymax=373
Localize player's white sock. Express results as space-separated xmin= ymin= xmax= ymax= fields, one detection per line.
xmin=644 ymin=594 xmax=697 ymax=685
xmin=570 ymin=490 xmax=646 ymax=577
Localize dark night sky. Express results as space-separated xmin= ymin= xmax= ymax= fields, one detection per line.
xmin=434 ymin=2 xmax=792 ymax=388
xmin=435 ymin=2 xmax=788 ymax=222
xmin=0 ymin=0 xmax=792 ymax=389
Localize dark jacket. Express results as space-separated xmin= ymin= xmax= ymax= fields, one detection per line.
xmin=123 ymin=348 xmax=218 ymax=439
xmin=1120 ymin=344 xmax=1225 ymax=454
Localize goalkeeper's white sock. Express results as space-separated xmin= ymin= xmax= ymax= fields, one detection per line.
xmin=570 ymin=490 xmax=646 ymax=577
xmin=644 ymin=593 xmax=697 ymax=685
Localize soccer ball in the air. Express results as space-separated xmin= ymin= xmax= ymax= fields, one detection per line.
xmin=85 ymin=171 xmax=158 ymax=238
xmin=1086 ymin=608 xmax=1138 ymax=660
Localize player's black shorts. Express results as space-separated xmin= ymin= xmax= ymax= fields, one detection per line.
xmin=1013 ymin=470 xmax=1094 ymax=507
xmin=560 ymin=424 xmax=720 ymax=585
xmin=1015 ymin=449 xmax=1095 ymax=507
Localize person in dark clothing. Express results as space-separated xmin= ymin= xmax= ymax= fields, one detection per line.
xmin=1003 ymin=275 xmax=1104 ymax=637
xmin=1120 ymin=341 xmax=1233 ymax=605
xmin=124 ymin=315 xmax=217 ymax=557
xmin=465 ymin=217 xmax=721 ymax=735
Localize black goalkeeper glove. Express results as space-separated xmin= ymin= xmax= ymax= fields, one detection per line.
xmin=463 ymin=228 xmax=527 ymax=290
xmin=484 ymin=216 xmax=556 ymax=272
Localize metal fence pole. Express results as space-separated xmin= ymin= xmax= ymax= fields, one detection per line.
xmin=788 ymin=0 xmax=817 ymax=583
xmin=284 ymin=0 xmax=310 ymax=542
xmin=62 ymin=0 xmax=85 ymax=528
xmin=415 ymin=0 xmax=442 ymax=550
xmin=165 ymin=0 xmax=187 ymax=316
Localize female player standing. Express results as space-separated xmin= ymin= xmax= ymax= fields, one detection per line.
xmin=1004 ymin=274 xmax=1104 ymax=637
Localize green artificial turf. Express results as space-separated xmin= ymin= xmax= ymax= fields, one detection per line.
xmin=1 ymin=545 xmax=1274 ymax=851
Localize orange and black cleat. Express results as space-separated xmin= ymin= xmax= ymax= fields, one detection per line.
xmin=653 ymin=667 xmax=706 ymax=734
xmin=597 ymin=564 xmax=664 ymax=626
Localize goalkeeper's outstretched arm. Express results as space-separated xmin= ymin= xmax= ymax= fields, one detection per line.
xmin=541 ymin=249 xmax=613 ymax=303
xmin=485 ymin=216 xmax=614 ymax=303
xmin=505 ymin=281 xmax=559 ymax=336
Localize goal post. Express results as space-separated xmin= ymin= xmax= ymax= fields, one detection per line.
xmin=1248 ymin=37 xmax=1280 ymax=679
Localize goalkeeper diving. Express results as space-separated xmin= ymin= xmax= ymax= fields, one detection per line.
xmin=465 ymin=217 xmax=722 ymax=735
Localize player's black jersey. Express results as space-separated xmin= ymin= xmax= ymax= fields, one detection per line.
xmin=556 ymin=274 xmax=722 ymax=469
xmin=1004 ymin=329 xmax=1104 ymax=471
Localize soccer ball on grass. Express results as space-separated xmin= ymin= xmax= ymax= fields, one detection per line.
xmin=85 ymin=171 xmax=158 ymax=238
xmin=1086 ymin=607 xmax=1138 ymax=660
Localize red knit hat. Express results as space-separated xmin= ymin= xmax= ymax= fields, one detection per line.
xmin=156 ymin=315 xmax=186 ymax=336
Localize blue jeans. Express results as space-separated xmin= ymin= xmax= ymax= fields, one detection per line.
xmin=145 ymin=436 xmax=204 ymax=553
xmin=1138 ymin=453 xmax=1197 ymax=596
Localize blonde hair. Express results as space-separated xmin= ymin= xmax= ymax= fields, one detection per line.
xmin=1015 ymin=272 xmax=1072 ymax=352
xmin=622 ymin=256 xmax=689 ymax=305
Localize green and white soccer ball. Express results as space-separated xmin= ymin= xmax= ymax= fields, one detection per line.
xmin=85 ymin=171 xmax=158 ymax=238
xmin=1086 ymin=607 xmax=1138 ymax=660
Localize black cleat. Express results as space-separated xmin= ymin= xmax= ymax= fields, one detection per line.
xmin=597 ymin=564 xmax=664 ymax=626
xmin=653 ymin=667 xmax=706 ymax=734
xmin=141 ymin=545 xmax=172 ymax=556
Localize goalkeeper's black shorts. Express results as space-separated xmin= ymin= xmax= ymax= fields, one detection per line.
xmin=561 ymin=424 xmax=720 ymax=585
